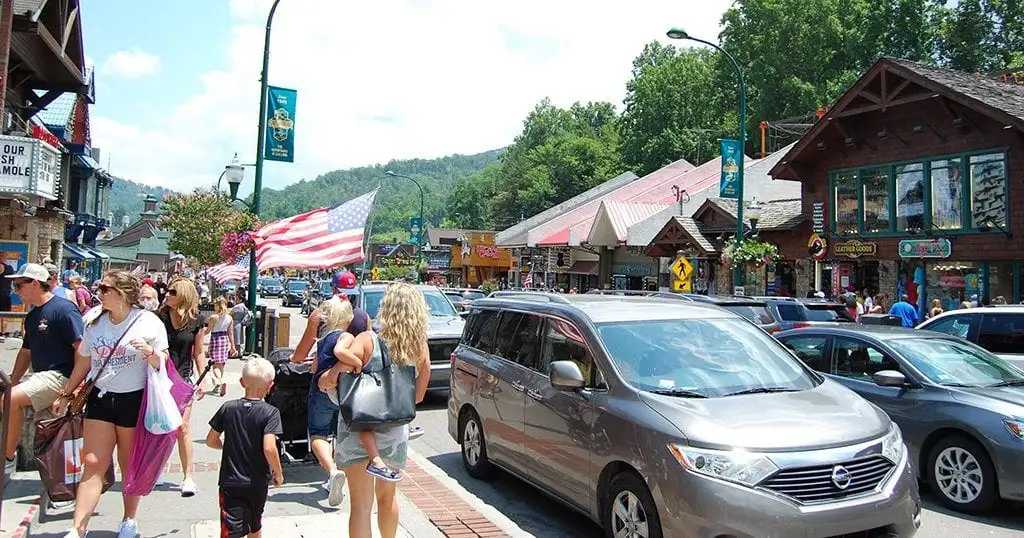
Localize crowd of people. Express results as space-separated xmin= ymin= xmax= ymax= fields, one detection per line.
xmin=3 ymin=262 xmax=431 ymax=538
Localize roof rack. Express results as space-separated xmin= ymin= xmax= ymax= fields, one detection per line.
xmin=488 ymin=291 xmax=571 ymax=304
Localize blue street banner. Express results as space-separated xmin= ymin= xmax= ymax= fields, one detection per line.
xmin=409 ymin=217 xmax=423 ymax=244
xmin=264 ymin=86 xmax=297 ymax=162
xmin=719 ymin=138 xmax=740 ymax=199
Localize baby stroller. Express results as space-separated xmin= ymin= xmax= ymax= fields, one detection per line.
xmin=264 ymin=347 xmax=316 ymax=464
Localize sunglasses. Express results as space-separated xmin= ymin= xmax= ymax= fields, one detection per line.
xmin=13 ymin=278 xmax=35 ymax=289
xmin=167 ymin=289 xmax=179 ymax=297
xmin=97 ymin=283 xmax=117 ymax=294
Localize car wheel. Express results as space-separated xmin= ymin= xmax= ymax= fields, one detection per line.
xmin=459 ymin=409 xmax=493 ymax=479
xmin=928 ymin=435 xmax=999 ymax=513
xmin=603 ymin=472 xmax=662 ymax=538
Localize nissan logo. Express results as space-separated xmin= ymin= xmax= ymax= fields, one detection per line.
xmin=831 ymin=465 xmax=852 ymax=490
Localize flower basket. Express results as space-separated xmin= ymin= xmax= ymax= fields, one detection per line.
xmin=720 ymin=238 xmax=779 ymax=269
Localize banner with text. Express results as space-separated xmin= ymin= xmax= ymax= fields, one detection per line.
xmin=719 ymin=139 xmax=740 ymax=199
xmin=264 ymin=86 xmax=297 ymax=162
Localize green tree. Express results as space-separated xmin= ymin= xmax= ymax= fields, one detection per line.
xmin=160 ymin=188 xmax=260 ymax=266
xmin=447 ymin=163 xmax=500 ymax=229
xmin=620 ymin=44 xmax=729 ymax=175
xmin=938 ymin=0 xmax=1000 ymax=71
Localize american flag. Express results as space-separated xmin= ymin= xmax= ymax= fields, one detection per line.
xmin=207 ymin=254 xmax=250 ymax=285
xmin=130 ymin=264 xmax=145 ymax=276
xmin=253 ymin=189 xmax=378 ymax=270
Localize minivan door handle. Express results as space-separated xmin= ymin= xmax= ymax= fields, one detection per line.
xmin=510 ymin=381 xmax=525 ymax=392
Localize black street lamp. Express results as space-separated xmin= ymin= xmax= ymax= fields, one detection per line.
xmin=384 ymin=171 xmax=425 ymax=284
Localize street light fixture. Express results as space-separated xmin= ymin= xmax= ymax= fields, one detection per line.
xmin=667 ymin=26 xmax=748 ymax=291
xmin=747 ymin=198 xmax=763 ymax=233
xmin=384 ymin=170 xmax=425 ymax=284
xmin=225 ymin=154 xmax=246 ymax=200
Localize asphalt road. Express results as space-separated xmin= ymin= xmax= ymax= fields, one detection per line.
xmin=272 ymin=298 xmax=1024 ymax=538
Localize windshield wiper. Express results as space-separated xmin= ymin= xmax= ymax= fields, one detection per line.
xmin=723 ymin=387 xmax=799 ymax=397
xmin=938 ymin=382 xmax=983 ymax=388
xmin=987 ymin=380 xmax=1024 ymax=387
xmin=649 ymin=388 xmax=708 ymax=398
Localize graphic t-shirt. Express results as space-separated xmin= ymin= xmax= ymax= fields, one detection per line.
xmin=81 ymin=308 xmax=169 ymax=393
xmin=23 ymin=295 xmax=84 ymax=377
xmin=209 ymin=398 xmax=282 ymax=488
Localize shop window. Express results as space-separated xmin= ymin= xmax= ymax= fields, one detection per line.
xmin=862 ymin=168 xmax=891 ymax=233
xmin=931 ymin=158 xmax=963 ymax=230
xmin=988 ymin=263 xmax=1014 ymax=304
xmin=833 ymin=171 xmax=859 ymax=235
xmin=969 ymin=153 xmax=1007 ymax=229
xmin=895 ymin=163 xmax=925 ymax=233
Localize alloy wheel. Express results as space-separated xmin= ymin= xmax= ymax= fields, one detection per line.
xmin=463 ymin=418 xmax=482 ymax=467
xmin=934 ymin=446 xmax=984 ymax=504
xmin=611 ymin=491 xmax=650 ymax=538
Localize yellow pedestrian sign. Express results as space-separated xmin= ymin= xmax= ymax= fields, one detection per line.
xmin=671 ymin=256 xmax=693 ymax=292
xmin=371 ymin=267 xmax=381 ymax=281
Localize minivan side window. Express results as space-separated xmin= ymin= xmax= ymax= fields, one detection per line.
xmin=924 ymin=314 xmax=973 ymax=339
xmin=781 ymin=336 xmax=829 ymax=372
xmin=466 ymin=309 xmax=501 ymax=353
xmin=498 ymin=313 xmax=543 ymax=370
xmin=539 ymin=318 xmax=595 ymax=385
xmin=978 ymin=314 xmax=1024 ymax=354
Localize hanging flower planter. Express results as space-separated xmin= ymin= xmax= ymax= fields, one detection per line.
xmin=720 ymin=237 xmax=780 ymax=269
xmin=219 ymin=228 xmax=259 ymax=261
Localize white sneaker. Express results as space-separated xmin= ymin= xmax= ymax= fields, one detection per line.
xmin=180 ymin=476 xmax=197 ymax=497
xmin=5 ymin=456 xmax=16 ymax=477
xmin=327 ymin=470 xmax=346 ymax=507
xmin=61 ymin=530 xmax=86 ymax=538
xmin=117 ymin=518 xmax=139 ymax=538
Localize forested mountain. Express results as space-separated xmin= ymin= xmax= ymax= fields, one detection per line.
xmin=108 ymin=178 xmax=176 ymax=224
xmin=257 ymin=150 xmax=502 ymax=241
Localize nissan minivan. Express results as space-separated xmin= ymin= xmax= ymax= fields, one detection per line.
xmin=448 ymin=293 xmax=921 ymax=537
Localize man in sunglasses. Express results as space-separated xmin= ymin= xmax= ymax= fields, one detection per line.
xmin=3 ymin=263 xmax=85 ymax=478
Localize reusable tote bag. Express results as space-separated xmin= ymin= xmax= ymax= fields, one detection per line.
xmin=336 ymin=335 xmax=417 ymax=431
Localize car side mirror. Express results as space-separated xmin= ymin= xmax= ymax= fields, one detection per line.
xmin=872 ymin=370 xmax=907 ymax=387
xmin=549 ymin=360 xmax=585 ymax=391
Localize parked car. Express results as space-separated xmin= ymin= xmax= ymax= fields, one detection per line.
xmin=763 ymin=297 xmax=855 ymax=330
xmin=917 ymin=306 xmax=1024 ymax=370
xmin=443 ymin=288 xmax=487 ymax=314
xmin=799 ymin=298 xmax=859 ymax=323
xmin=449 ymin=292 xmax=920 ymax=537
xmin=302 ymin=280 xmax=333 ymax=316
xmin=681 ymin=294 xmax=782 ymax=333
xmin=281 ymin=279 xmax=309 ymax=307
xmin=776 ymin=324 xmax=1024 ymax=513
xmin=585 ymin=289 xmax=693 ymax=300
xmin=261 ymin=278 xmax=284 ymax=298
xmin=349 ymin=284 xmax=463 ymax=391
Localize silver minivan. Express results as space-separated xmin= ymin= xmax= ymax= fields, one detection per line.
xmin=448 ymin=293 xmax=922 ymax=537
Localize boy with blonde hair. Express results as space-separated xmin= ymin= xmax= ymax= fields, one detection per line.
xmin=206 ymin=358 xmax=283 ymax=538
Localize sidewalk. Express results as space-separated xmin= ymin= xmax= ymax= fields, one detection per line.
xmin=2 ymin=349 xmax=524 ymax=537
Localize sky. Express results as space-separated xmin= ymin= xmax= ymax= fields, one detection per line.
xmin=82 ymin=0 xmax=734 ymax=192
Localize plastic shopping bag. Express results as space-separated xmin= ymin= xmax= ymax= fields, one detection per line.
xmin=123 ymin=364 xmax=195 ymax=496
xmin=144 ymin=363 xmax=183 ymax=434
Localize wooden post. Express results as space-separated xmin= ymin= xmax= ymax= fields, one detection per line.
xmin=0 ymin=0 xmax=15 ymax=119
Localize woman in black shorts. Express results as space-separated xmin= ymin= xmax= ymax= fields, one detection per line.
xmin=62 ymin=270 xmax=169 ymax=538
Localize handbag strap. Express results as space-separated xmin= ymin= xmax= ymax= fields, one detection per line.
xmin=92 ymin=311 xmax=144 ymax=381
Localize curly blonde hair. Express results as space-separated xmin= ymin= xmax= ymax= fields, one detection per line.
xmin=318 ymin=296 xmax=354 ymax=332
xmin=377 ymin=282 xmax=427 ymax=366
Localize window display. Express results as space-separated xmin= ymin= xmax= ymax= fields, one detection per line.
xmin=931 ymin=158 xmax=963 ymax=230
xmin=969 ymin=153 xmax=1007 ymax=229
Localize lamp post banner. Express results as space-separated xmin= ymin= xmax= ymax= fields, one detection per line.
xmin=264 ymin=85 xmax=297 ymax=162
xmin=719 ymin=138 xmax=740 ymax=199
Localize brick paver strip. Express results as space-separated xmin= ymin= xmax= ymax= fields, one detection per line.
xmin=399 ymin=459 xmax=510 ymax=537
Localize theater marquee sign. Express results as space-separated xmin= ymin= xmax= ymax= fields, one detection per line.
xmin=833 ymin=240 xmax=877 ymax=259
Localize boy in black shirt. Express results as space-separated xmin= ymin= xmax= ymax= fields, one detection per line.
xmin=206 ymin=358 xmax=283 ymax=538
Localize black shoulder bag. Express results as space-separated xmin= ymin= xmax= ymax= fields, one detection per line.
xmin=336 ymin=335 xmax=417 ymax=431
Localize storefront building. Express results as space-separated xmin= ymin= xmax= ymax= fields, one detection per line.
xmin=770 ymin=58 xmax=1024 ymax=309
xmin=450 ymin=232 xmax=511 ymax=287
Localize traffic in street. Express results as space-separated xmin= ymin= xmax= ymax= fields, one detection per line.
xmin=268 ymin=294 xmax=1024 ymax=538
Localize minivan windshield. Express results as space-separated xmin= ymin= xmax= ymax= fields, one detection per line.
xmin=597 ymin=318 xmax=818 ymax=397
xmin=286 ymin=280 xmax=308 ymax=291
xmin=264 ymin=279 xmax=281 ymax=287
xmin=887 ymin=338 xmax=1024 ymax=386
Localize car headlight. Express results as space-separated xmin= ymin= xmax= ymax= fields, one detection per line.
xmin=1004 ymin=419 xmax=1024 ymax=440
xmin=881 ymin=423 xmax=905 ymax=464
xmin=668 ymin=444 xmax=779 ymax=487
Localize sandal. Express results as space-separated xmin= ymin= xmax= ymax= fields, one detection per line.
xmin=366 ymin=463 xmax=402 ymax=482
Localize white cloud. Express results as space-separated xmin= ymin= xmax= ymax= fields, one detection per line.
xmin=92 ymin=0 xmax=733 ymax=193
xmin=100 ymin=48 xmax=162 ymax=78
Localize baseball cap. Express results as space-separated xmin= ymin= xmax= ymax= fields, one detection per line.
xmin=332 ymin=270 xmax=357 ymax=290
xmin=7 ymin=263 xmax=50 ymax=282
xmin=42 ymin=263 xmax=59 ymax=277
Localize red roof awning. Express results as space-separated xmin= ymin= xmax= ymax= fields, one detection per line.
xmin=538 ymin=227 xmax=570 ymax=246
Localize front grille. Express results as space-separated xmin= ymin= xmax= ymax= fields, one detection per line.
xmin=759 ymin=455 xmax=894 ymax=504
xmin=428 ymin=339 xmax=460 ymax=363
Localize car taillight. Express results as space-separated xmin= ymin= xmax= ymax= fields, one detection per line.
xmin=450 ymin=351 xmax=457 ymax=365
xmin=793 ymin=322 xmax=812 ymax=329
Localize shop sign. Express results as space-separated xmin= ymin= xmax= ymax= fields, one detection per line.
xmin=833 ymin=239 xmax=877 ymax=258
xmin=807 ymin=233 xmax=827 ymax=261
xmin=475 ymin=245 xmax=500 ymax=259
xmin=940 ymin=275 xmax=966 ymax=288
xmin=898 ymin=238 xmax=952 ymax=259
xmin=613 ymin=263 xmax=653 ymax=276
xmin=812 ymin=203 xmax=824 ymax=234
xmin=31 ymin=124 xmax=61 ymax=149
xmin=0 ymin=136 xmax=57 ymax=200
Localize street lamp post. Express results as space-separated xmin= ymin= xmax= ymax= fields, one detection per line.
xmin=385 ymin=171 xmax=424 ymax=283
xmin=217 ymin=153 xmax=246 ymax=195
xmin=667 ymin=27 xmax=748 ymax=291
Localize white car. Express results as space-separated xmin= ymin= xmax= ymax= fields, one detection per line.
xmin=917 ymin=306 xmax=1024 ymax=370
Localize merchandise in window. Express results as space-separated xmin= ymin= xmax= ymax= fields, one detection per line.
xmin=833 ymin=172 xmax=859 ymax=235
xmin=895 ymin=163 xmax=925 ymax=233
xmin=931 ymin=158 xmax=963 ymax=230
xmin=862 ymin=168 xmax=891 ymax=233
xmin=969 ymin=153 xmax=1007 ymax=229
xmin=988 ymin=263 xmax=1014 ymax=304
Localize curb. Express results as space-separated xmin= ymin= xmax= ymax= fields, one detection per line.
xmin=406 ymin=449 xmax=534 ymax=538
xmin=3 ymin=500 xmax=38 ymax=538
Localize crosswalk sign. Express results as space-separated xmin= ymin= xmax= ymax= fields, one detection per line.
xmin=671 ymin=256 xmax=693 ymax=292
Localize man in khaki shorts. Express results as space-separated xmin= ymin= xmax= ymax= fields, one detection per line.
xmin=3 ymin=263 xmax=85 ymax=476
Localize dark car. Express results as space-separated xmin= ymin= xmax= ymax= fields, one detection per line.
xmin=799 ymin=298 xmax=858 ymax=323
xmin=261 ymin=278 xmax=284 ymax=298
xmin=681 ymin=294 xmax=781 ymax=333
xmin=443 ymin=288 xmax=486 ymax=314
xmin=302 ymin=280 xmax=333 ymax=315
xmin=763 ymin=298 xmax=855 ymax=330
xmin=281 ymin=279 xmax=309 ymax=307
xmin=777 ymin=324 xmax=1024 ymax=513
xmin=585 ymin=289 xmax=694 ymax=300
xmin=349 ymin=284 xmax=463 ymax=391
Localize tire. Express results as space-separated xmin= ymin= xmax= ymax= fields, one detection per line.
xmin=459 ymin=409 xmax=493 ymax=479
xmin=928 ymin=435 xmax=999 ymax=513
xmin=602 ymin=472 xmax=662 ymax=538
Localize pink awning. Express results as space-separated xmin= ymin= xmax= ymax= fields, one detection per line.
xmin=537 ymin=227 xmax=570 ymax=246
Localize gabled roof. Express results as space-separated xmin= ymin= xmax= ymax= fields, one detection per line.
xmin=586 ymin=201 xmax=672 ymax=246
xmin=495 ymin=170 xmax=638 ymax=247
xmin=426 ymin=228 xmax=492 ymax=246
xmin=698 ymin=197 xmax=805 ymax=231
xmin=771 ymin=57 xmax=1024 ymax=181
xmin=136 ymin=236 xmax=169 ymax=256
xmin=35 ymin=91 xmax=76 ymax=131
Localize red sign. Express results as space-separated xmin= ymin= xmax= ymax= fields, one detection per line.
xmin=940 ymin=275 xmax=966 ymax=288
xmin=475 ymin=245 xmax=500 ymax=259
xmin=32 ymin=124 xmax=61 ymax=149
